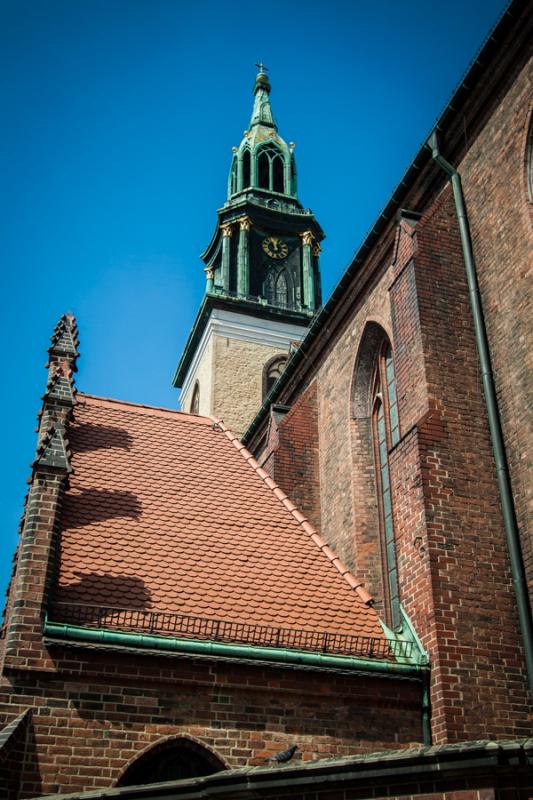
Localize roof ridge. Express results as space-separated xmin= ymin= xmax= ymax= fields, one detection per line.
xmin=76 ymin=393 xmax=211 ymax=424
xmin=210 ymin=416 xmax=374 ymax=607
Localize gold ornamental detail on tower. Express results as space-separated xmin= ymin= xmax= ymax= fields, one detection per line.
xmin=238 ymin=216 xmax=252 ymax=231
xmin=312 ymin=243 xmax=322 ymax=257
xmin=221 ymin=223 xmax=233 ymax=237
xmin=301 ymin=231 xmax=314 ymax=247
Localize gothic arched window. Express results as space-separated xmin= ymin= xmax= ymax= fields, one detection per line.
xmin=242 ymin=149 xmax=251 ymax=189
xmin=229 ymin=158 xmax=238 ymax=195
xmin=264 ymin=270 xmax=276 ymax=305
xmin=263 ymin=269 xmax=290 ymax=308
xmin=371 ymin=340 xmax=401 ymax=629
xmin=190 ymin=381 xmax=200 ymax=415
xmin=272 ymin=154 xmax=284 ymax=192
xmin=263 ymin=355 xmax=287 ymax=399
xmin=275 ymin=271 xmax=288 ymax=307
xmin=255 ymin=144 xmax=286 ymax=193
xmin=258 ymin=150 xmax=269 ymax=189
xmin=351 ymin=323 xmax=402 ymax=630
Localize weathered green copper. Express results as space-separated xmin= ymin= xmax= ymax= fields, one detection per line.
xmin=230 ymin=70 xmax=294 ymax=199
xmin=173 ymin=68 xmax=325 ymax=389
xmin=249 ymin=68 xmax=277 ymax=130
xmin=44 ymin=618 xmax=428 ymax=678
xmin=237 ymin=221 xmax=249 ymax=296
xmin=301 ymin=235 xmax=315 ymax=310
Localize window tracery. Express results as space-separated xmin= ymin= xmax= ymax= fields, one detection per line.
xmin=255 ymin=144 xmax=286 ymax=193
xmin=263 ymin=268 xmax=290 ymax=308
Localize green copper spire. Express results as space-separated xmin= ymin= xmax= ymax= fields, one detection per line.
xmin=249 ymin=63 xmax=277 ymax=130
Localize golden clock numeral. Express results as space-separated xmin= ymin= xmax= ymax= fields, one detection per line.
xmin=263 ymin=236 xmax=288 ymax=259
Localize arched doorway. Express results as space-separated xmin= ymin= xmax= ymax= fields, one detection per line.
xmin=117 ymin=736 xmax=227 ymax=786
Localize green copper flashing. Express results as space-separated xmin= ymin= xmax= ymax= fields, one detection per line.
xmin=379 ymin=606 xmax=429 ymax=668
xmin=43 ymin=619 xmax=427 ymax=679
xmin=250 ymin=66 xmax=277 ymax=130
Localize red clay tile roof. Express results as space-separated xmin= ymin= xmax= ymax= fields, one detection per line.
xmin=54 ymin=394 xmax=385 ymax=643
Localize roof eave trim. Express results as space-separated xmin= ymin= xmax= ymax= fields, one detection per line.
xmin=43 ymin=620 xmax=426 ymax=677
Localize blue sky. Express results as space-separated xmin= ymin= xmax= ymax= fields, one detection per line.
xmin=0 ymin=0 xmax=507 ymax=601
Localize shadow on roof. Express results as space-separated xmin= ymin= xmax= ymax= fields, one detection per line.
xmin=69 ymin=422 xmax=134 ymax=452
xmin=52 ymin=572 xmax=152 ymax=612
xmin=62 ymin=489 xmax=142 ymax=528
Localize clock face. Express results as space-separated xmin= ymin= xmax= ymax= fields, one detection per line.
xmin=262 ymin=236 xmax=288 ymax=260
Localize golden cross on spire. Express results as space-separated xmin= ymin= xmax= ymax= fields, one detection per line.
xmin=255 ymin=62 xmax=269 ymax=74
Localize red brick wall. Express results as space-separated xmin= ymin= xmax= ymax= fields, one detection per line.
xmin=317 ymin=258 xmax=393 ymax=578
xmin=2 ymin=468 xmax=67 ymax=674
xmin=0 ymin=710 xmax=33 ymax=799
xmin=268 ymin=381 xmax=322 ymax=532
xmin=400 ymin=187 xmax=530 ymax=740
xmin=458 ymin=52 xmax=533 ymax=608
xmin=273 ymin=183 xmax=531 ymax=742
xmin=0 ymin=650 xmax=423 ymax=796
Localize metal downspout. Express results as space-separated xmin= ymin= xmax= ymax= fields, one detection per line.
xmin=427 ymin=131 xmax=533 ymax=700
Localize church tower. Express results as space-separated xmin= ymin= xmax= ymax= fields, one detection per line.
xmin=173 ymin=66 xmax=324 ymax=434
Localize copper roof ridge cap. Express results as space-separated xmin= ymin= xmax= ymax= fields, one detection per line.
xmin=209 ymin=416 xmax=374 ymax=607
xmin=76 ymin=393 xmax=211 ymax=423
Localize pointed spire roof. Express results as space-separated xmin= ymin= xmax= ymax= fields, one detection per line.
xmin=249 ymin=64 xmax=277 ymax=130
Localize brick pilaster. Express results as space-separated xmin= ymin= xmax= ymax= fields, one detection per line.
xmin=1 ymin=315 xmax=77 ymax=674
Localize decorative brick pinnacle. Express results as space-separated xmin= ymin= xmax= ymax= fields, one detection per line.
xmin=48 ymin=313 xmax=79 ymax=360
xmin=42 ymin=371 xmax=76 ymax=408
xmin=33 ymin=423 xmax=72 ymax=473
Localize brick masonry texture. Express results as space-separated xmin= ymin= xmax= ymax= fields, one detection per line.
xmin=213 ymin=336 xmax=289 ymax=435
xmin=0 ymin=653 xmax=423 ymax=796
xmin=247 ymin=19 xmax=533 ymax=743
xmin=457 ymin=53 xmax=533 ymax=608
xmin=267 ymin=187 xmax=532 ymax=742
xmin=24 ymin=740 xmax=533 ymax=800
xmin=261 ymin=381 xmax=322 ymax=532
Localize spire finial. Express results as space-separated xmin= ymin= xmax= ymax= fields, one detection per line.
xmin=250 ymin=63 xmax=276 ymax=129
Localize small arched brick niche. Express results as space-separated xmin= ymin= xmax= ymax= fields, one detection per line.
xmin=117 ymin=735 xmax=227 ymax=787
